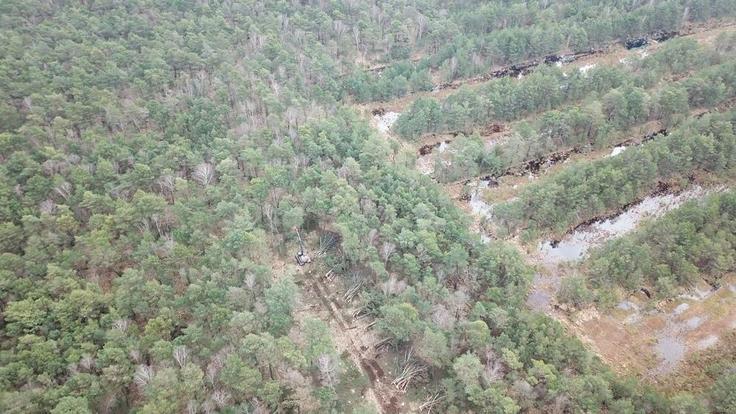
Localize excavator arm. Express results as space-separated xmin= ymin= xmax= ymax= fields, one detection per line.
xmin=294 ymin=228 xmax=311 ymax=266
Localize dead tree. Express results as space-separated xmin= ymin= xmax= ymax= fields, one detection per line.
xmin=374 ymin=337 xmax=392 ymax=352
xmin=392 ymin=349 xmax=428 ymax=391
xmin=317 ymin=232 xmax=339 ymax=257
xmin=352 ymin=306 xmax=369 ymax=319
xmin=392 ymin=361 xmax=427 ymax=391
xmin=133 ymin=364 xmax=154 ymax=388
xmin=343 ymin=279 xmax=364 ymax=303
xmin=324 ymin=265 xmax=337 ymax=280
xmin=192 ymin=162 xmax=215 ymax=186
xmin=317 ymin=354 xmax=338 ymax=388
xmin=173 ymin=345 xmax=189 ymax=368
xmin=419 ymin=392 xmax=444 ymax=413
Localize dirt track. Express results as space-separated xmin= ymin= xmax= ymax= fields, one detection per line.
xmin=304 ymin=269 xmax=403 ymax=414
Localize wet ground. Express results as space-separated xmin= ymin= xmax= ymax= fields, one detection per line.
xmin=468 ymin=179 xmax=493 ymax=218
xmin=524 ymin=185 xmax=733 ymax=377
xmin=537 ymin=186 xmax=719 ymax=266
xmin=373 ymin=111 xmax=399 ymax=135
xmin=526 ymin=272 xmax=562 ymax=313
xmin=358 ymin=22 xmax=736 ymax=388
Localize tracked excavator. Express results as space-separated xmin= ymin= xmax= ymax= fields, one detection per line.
xmin=294 ymin=228 xmax=312 ymax=266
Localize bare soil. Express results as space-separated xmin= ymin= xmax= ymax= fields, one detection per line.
xmin=290 ymin=243 xmax=406 ymax=414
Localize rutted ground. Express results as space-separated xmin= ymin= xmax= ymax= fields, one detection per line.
xmin=287 ymin=235 xmax=404 ymax=414
xmin=366 ymin=24 xmax=735 ymax=192
xmin=356 ymin=23 xmax=736 ymax=388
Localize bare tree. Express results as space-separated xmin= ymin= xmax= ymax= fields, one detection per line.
xmin=483 ymin=349 xmax=505 ymax=383
xmin=39 ymin=199 xmax=56 ymax=214
xmin=173 ymin=345 xmax=189 ymax=368
xmin=129 ymin=349 xmax=142 ymax=364
xmin=186 ymin=400 xmax=198 ymax=414
xmin=333 ymin=20 xmax=347 ymax=39
xmin=112 ymin=318 xmax=130 ymax=332
xmin=430 ymin=305 xmax=454 ymax=331
xmin=252 ymin=398 xmax=269 ymax=414
xmin=157 ymin=174 xmax=176 ymax=200
xmin=134 ymin=364 xmax=154 ymax=388
xmin=352 ymin=26 xmax=361 ymax=53
xmin=54 ymin=181 xmax=73 ymax=201
xmin=202 ymin=400 xmax=215 ymax=414
xmin=79 ymin=354 xmax=95 ymax=372
xmin=192 ymin=162 xmax=215 ymax=186
xmin=211 ymin=389 xmax=231 ymax=409
xmin=381 ymin=241 xmax=396 ymax=265
xmin=447 ymin=290 xmax=470 ymax=320
xmin=318 ymin=354 xmax=339 ymax=388
xmin=381 ymin=275 xmax=407 ymax=296
xmin=416 ymin=13 xmax=428 ymax=41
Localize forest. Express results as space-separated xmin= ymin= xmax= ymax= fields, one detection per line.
xmin=344 ymin=0 xmax=736 ymax=102
xmin=1 ymin=1 xmax=736 ymax=413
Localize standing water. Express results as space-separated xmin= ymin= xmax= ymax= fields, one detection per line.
xmin=538 ymin=186 xmax=717 ymax=266
xmin=609 ymin=145 xmax=627 ymax=157
xmin=373 ymin=111 xmax=400 ymax=135
xmin=469 ymin=180 xmax=493 ymax=218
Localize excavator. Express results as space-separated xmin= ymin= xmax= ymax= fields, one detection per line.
xmin=294 ymin=228 xmax=312 ymax=266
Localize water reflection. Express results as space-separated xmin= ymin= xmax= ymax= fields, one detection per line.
xmin=538 ymin=186 xmax=713 ymax=265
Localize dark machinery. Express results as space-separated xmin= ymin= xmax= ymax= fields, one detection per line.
xmin=294 ymin=228 xmax=312 ymax=266
xmin=625 ymin=37 xmax=648 ymax=49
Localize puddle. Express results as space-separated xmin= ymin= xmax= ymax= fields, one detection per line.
xmin=526 ymin=273 xmax=562 ymax=312
xmin=538 ymin=186 xmax=715 ymax=265
xmin=623 ymin=313 xmax=642 ymax=324
xmin=469 ymin=180 xmax=493 ymax=218
xmin=617 ymin=300 xmax=639 ymax=311
xmin=673 ymin=303 xmax=690 ymax=315
xmin=527 ymin=289 xmax=553 ymax=312
xmin=649 ymin=282 xmax=733 ymax=375
xmin=653 ymin=334 xmax=686 ymax=375
xmin=684 ymin=316 xmax=704 ymax=330
xmin=609 ymin=145 xmax=627 ymax=157
xmin=652 ymin=301 xmax=691 ymax=375
xmin=373 ymin=111 xmax=399 ymax=134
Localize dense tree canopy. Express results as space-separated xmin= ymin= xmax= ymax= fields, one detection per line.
xmin=1 ymin=0 xmax=734 ymax=413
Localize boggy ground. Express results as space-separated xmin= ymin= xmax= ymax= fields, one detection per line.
xmin=357 ymin=22 xmax=736 ymax=393
xmin=495 ymin=183 xmax=735 ymax=382
xmin=490 ymin=180 xmax=735 ymax=382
